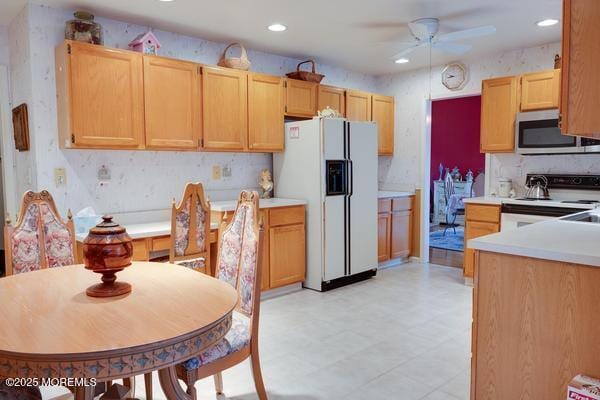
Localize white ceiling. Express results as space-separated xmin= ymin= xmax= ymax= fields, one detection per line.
xmin=0 ymin=0 xmax=562 ymax=75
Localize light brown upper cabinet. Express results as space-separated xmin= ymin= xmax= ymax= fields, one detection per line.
xmin=372 ymin=94 xmax=395 ymax=155
xmin=143 ymin=56 xmax=201 ymax=150
xmin=561 ymin=0 xmax=600 ymax=138
xmin=520 ymin=69 xmax=560 ymax=111
xmin=248 ymin=73 xmax=284 ymax=152
xmin=346 ymin=90 xmax=372 ymax=121
xmin=55 ymin=41 xmax=145 ymax=149
xmin=480 ymin=76 xmax=519 ymax=153
xmin=201 ymin=66 xmax=248 ymax=151
xmin=284 ymin=79 xmax=317 ymax=117
xmin=318 ymin=85 xmax=346 ymax=116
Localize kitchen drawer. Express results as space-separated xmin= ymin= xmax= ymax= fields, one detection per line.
xmin=378 ymin=199 xmax=392 ymax=213
xmin=392 ymin=197 xmax=413 ymax=212
xmin=132 ymin=239 xmax=149 ymax=261
xmin=269 ymin=206 xmax=305 ymax=227
xmin=466 ymin=204 xmax=501 ymax=223
xmin=151 ymin=235 xmax=171 ymax=252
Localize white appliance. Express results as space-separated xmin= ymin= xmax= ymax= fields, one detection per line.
xmin=516 ymin=109 xmax=600 ymax=155
xmin=273 ymin=118 xmax=378 ymax=291
xmin=500 ymin=174 xmax=600 ymax=232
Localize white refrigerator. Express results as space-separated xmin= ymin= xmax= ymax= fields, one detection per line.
xmin=274 ymin=117 xmax=378 ymax=291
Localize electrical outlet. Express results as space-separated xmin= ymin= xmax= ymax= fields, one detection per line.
xmin=222 ymin=165 xmax=232 ymax=178
xmin=98 ymin=165 xmax=111 ymax=180
xmin=54 ymin=168 xmax=67 ymax=186
xmin=212 ymin=165 xmax=222 ymax=180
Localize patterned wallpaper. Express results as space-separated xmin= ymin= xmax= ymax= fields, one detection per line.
xmin=9 ymin=3 xmax=378 ymax=216
xmin=375 ymin=42 xmax=568 ymax=195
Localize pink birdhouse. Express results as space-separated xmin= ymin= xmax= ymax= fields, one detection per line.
xmin=128 ymin=31 xmax=161 ymax=55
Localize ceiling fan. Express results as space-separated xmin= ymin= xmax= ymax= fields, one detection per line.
xmin=392 ymin=18 xmax=496 ymax=60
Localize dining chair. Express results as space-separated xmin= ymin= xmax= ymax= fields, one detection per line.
xmin=173 ymin=190 xmax=267 ymax=400
xmin=443 ymin=174 xmax=465 ymax=236
xmin=4 ymin=190 xmax=75 ymax=275
xmin=170 ymin=182 xmax=211 ymax=274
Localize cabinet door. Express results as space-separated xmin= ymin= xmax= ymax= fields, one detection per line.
xmin=464 ymin=220 xmax=499 ymax=277
xmin=377 ymin=213 xmax=391 ymax=262
xmin=285 ymin=79 xmax=317 ymax=117
xmin=248 ymin=73 xmax=284 ymax=152
xmin=391 ymin=210 xmax=412 ymax=259
xmin=480 ymin=76 xmax=519 ymax=153
xmin=143 ymin=56 xmax=201 ymax=150
xmin=318 ymin=85 xmax=346 ymax=116
xmin=259 ymin=210 xmax=270 ymax=291
xmin=201 ymin=66 xmax=248 ymax=150
xmin=346 ymin=90 xmax=372 ymax=121
xmin=67 ymin=42 xmax=144 ymax=148
xmin=561 ymin=0 xmax=600 ymax=137
xmin=520 ymin=69 xmax=560 ymax=111
xmin=372 ymin=94 xmax=395 ymax=155
xmin=269 ymin=224 xmax=306 ymax=288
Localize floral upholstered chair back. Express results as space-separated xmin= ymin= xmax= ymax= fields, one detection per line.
xmin=4 ymin=191 xmax=75 ymax=275
xmin=215 ymin=191 xmax=263 ymax=318
xmin=170 ymin=183 xmax=211 ymax=273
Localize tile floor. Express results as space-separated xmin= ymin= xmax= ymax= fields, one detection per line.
xmin=45 ymin=262 xmax=473 ymax=399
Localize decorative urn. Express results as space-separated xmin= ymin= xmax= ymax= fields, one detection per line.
xmin=83 ymin=216 xmax=133 ymax=297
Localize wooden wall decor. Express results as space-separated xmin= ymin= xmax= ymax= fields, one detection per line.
xmin=12 ymin=103 xmax=30 ymax=151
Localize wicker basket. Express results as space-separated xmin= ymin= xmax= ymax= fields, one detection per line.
xmin=286 ymin=60 xmax=325 ymax=83
xmin=218 ymin=43 xmax=251 ymax=70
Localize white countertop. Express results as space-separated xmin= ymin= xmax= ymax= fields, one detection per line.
xmin=378 ymin=191 xmax=414 ymax=199
xmin=469 ymin=209 xmax=600 ymax=267
xmin=462 ymin=196 xmax=503 ymax=205
xmin=75 ymin=197 xmax=306 ymax=241
xmin=211 ymin=198 xmax=307 ymax=212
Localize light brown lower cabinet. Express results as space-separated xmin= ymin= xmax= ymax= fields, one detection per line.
xmin=463 ymin=203 xmax=501 ymax=278
xmin=212 ymin=205 xmax=306 ymax=291
xmin=378 ymin=196 xmax=414 ymax=262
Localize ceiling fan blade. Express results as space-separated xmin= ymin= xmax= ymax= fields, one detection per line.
xmin=436 ymin=25 xmax=496 ymax=42
xmin=432 ymin=41 xmax=472 ymax=54
xmin=432 ymin=42 xmax=473 ymax=54
xmin=391 ymin=44 xmax=423 ymax=60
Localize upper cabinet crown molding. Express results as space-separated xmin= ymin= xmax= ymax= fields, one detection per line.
xmin=561 ymin=0 xmax=600 ymax=138
xmin=56 ymin=40 xmax=145 ymax=149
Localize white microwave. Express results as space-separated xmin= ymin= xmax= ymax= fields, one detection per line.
xmin=515 ymin=109 xmax=600 ymax=155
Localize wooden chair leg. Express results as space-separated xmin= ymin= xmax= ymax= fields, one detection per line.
xmin=250 ymin=353 xmax=267 ymax=400
xmin=213 ymin=373 xmax=223 ymax=395
xmin=144 ymin=373 xmax=153 ymax=400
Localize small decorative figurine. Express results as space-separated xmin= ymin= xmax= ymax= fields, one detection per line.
xmin=438 ymin=163 xmax=444 ymax=181
xmin=318 ymin=106 xmax=342 ymax=118
xmin=128 ymin=30 xmax=161 ymax=55
xmin=65 ymin=11 xmax=103 ymax=45
xmin=258 ymin=169 xmax=274 ymax=199
xmin=466 ymin=169 xmax=474 ymax=182
xmin=451 ymin=166 xmax=462 ymax=181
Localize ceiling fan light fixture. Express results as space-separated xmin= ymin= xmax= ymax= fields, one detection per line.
xmin=267 ymin=23 xmax=287 ymax=32
xmin=395 ymin=58 xmax=409 ymax=64
xmin=536 ymin=19 xmax=559 ymax=27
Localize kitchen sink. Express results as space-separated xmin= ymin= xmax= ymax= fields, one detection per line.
xmin=562 ymin=211 xmax=600 ymax=223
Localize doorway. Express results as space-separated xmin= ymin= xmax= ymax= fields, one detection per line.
xmin=0 ymin=64 xmax=18 ymax=276
xmin=427 ymin=95 xmax=484 ymax=268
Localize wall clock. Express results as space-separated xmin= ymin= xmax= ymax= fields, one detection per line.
xmin=441 ymin=62 xmax=468 ymax=91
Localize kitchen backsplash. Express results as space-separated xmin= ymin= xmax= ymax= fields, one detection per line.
xmin=7 ymin=3 xmax=378 ymax=216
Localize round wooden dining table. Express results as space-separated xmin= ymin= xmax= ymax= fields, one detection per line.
xmin=0 ymin=262 xmax=238 ymax=399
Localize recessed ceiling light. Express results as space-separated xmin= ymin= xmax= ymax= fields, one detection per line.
xmin=395 ymin=58 xmax=409 ymax=64
xmin=158 ymin=0 xmax=175 ymax=2
xmin=267 ymin=23 xmax=287 ymax=32
xmin=536 ymin=19 xmax=559 ymax=27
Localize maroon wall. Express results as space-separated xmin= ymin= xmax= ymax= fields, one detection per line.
xmin=431 ymin=96 xmax=484 ymax=186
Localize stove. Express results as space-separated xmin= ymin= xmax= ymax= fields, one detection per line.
xmin=500 ymin=174 xmax=600 ymax=231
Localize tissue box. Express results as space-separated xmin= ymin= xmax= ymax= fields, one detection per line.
xmin=568 ymin=375 xmax=600 ymax=400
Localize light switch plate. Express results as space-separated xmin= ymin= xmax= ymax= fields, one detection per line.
xmin=222 ymin=165 xmax=232 ymax=178
xmin=54 ymin=168 xmax=66 ymax=186
xmin=98 ymin=165 xmax=111 ymax=180
xmin=212 ymin=165 xmax=222 ymax=180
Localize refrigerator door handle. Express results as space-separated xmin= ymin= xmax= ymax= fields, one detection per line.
xmin=348 ymin=160 xmax=353 ymax=197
